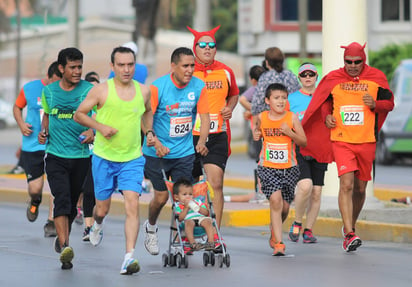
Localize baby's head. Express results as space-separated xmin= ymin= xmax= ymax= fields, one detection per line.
xmin=173 ymin=177 xmax=193 ymax=202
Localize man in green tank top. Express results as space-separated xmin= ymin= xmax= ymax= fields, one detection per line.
xmin=74 ymin=46 xmax=154 ymax=275
xmin=38 ymin=47 xmax=94 ymax=270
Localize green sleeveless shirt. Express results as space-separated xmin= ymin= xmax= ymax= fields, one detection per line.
xmin=93 ymin=79 xmax=145 ymax=162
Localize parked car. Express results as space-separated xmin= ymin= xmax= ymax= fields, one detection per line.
xmin=0 ymin=98 xmax=15 ymax=129
xmin=376 ymin=59 xmax=412 ymax=165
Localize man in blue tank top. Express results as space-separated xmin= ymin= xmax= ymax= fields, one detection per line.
xmin=13 ymin=61 xmax=61 ymax=237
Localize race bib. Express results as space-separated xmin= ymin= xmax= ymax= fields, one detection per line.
xmin=170 ymin=116 xmax=192 ymax=137
xmin=194 ymin=113 xmax=219 ymax=133
xmin=265 ymin=143 xmax=288 ymax=164
xmin=340 ymin=105 xmax=364 ymax=126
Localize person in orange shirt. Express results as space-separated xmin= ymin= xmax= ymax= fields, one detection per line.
xmin=187 ymin=26 xmax=239 ymax=251
xmin=301 ymin=42 xmax=394 ymax=252
xmin=253 ymin=83 xmax=307 ymax=256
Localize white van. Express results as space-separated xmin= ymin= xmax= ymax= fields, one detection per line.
xmin=376 ymin=59 xmax=412 ymax=164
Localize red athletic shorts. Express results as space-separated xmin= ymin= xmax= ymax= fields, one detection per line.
xmin=332 ymin=141 xmax=376 ymax=181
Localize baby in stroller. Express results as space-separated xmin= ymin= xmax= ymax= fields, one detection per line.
xmin=173 ymin=177 xmax=215 ymax=254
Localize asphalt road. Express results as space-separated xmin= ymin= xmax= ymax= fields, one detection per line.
xmin=1 ymin=202 xmax=412 ymax=287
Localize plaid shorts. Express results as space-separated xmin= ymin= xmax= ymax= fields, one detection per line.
xmin=257 ymin=165 xmax=300 ymax=204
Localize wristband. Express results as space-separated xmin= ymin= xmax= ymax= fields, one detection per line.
xmin=146 ymin=130 xmax=156 ymax=137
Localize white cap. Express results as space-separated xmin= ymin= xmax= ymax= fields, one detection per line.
xmin=122 ymin=41 xmax=138 ymax=55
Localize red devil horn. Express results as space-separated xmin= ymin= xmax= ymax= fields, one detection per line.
xmin=187 ymin=26 xmax=200 ymax=36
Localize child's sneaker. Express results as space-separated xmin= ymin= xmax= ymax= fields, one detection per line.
xmin=269 ymin=225 xmax=276 ymax=248
xmin=82 ymin=226 xmax=91 ymax=241
xmin=343 ymin=232 xmax=362 ymax=252
xmin=302 ymin=228 xmax=317 ymax=243
xmin=288 ymin=221 xmax=302 ymax=242
xmin=272 ymin=242 xmax=285 ymax=256
xmin=120 ymin=258 xmax=140 ymax=275
xmin=89 ymin=223 xmax=103 ymax=246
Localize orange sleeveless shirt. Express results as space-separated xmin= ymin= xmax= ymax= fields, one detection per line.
xmin=331 ymin=80 xmax=379 ymax=143
xmin=258 ymin=111 xmax=297 ymax=169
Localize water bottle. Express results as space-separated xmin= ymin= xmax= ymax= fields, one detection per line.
xmin=188 ymin=200 xmax=200 ymax=212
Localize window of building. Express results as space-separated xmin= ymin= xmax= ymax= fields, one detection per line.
xmin=381 ymin=0 xmax=410 ymax=21
xmin=276 ymin=0 xmax=322 ymax=22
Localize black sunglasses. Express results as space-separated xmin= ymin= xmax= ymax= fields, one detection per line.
xmin=196 ymin=42 xmax=216 ymax=49
xmin=345 ymin=59 xmax=363 ymax=65
xmin=299 ymin=71 xmax=316 ymax=78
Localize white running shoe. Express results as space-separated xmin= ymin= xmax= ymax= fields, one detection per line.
xmin=89 ymin=223 xmax=103 ymax=246
xmin=120 ymin=258 xmax=140 ymax=275
xmin=143 ymin=220 xmax=159 ymax=255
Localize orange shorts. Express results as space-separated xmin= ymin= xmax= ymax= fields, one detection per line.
xmin=332 ymin=141 xmax=376 ymax=181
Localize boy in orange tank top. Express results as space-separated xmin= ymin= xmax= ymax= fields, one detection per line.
xmin=253 ymin=83 xmax=307 ymax=256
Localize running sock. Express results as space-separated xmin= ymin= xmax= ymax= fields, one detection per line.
xmin=293 ymin=221 xmax=302 ymax=227
xmin=125 ymin=249 xmax=134 ymax=260
xmin=146 ymin=222 xmax=157 ymax=232
xmin=224 ymin=196 xmax=231 ymax=202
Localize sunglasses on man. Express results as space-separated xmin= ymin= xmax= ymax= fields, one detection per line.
xmin=299 ymin=71 xmax=316 ymax=78
xmin=345 ymin=59 xmax=363 ymax=65
xmin=196 ymin=42 xmax=216 ymax=49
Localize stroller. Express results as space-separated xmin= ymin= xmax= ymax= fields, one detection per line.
xmin=161 ymin=170 xmax=230 ymax=268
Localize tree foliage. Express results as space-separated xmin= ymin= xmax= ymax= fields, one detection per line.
xmin=369 ymin=43 xmax=412 ymax=83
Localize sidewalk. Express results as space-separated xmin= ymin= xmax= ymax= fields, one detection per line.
xmin=1 ymin=162 xmax=412 ymax=244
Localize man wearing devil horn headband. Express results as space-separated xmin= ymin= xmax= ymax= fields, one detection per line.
xmin=301 ymin=42 xmax=394 ymax=252
xmin=187 ymin=25 xmax=239 ymax=248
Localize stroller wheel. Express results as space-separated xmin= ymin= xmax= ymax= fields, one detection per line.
xmin=224 ymin=254 xmax=231 ymax=267
xmin=176 ymin=253 xmax=182 ymax=268
xmin=169 ymin=253 xmax=176 ymax=266
xmin=218 ymin=255 xmax=223 ymax=268
xmin=162 ymin=253 xmax=168 ymax=267
xmin=202 ymin=252 xmax=209 ymax=266
xmin=183 ymin=255 xmax=189 ymax=268
xmin=210 ymin=252 xmax=215 ymax=266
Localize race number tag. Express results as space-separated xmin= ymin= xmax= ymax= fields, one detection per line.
xmin=265 ymin=143 xmax=288 ymax=164
xmin=340 ymin=105 xmax=364 ymax=125
xmin=193 ymin=113 xmax=219 ymax=133
xmin=209 ymin=114 xmax=219 ymax=133
xmin=170 ymin=116 xmax=192 ymax=137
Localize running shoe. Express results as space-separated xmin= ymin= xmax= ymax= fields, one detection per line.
xmin=26 ymin=200 xmax=39 ymax=222
xmin=269 ymin=225 xmax=276 ymax=248
xmin=342 ymin=232 xmax=362 ymax=252
xmin=89 ymin=223 xmax=103 ymax=246
xmin=82 ymin=226 xmax=91 ymax=241
xmin=288 ymin=221 xmax=302 ymax=242
xmin=302 ymin=228 xmax=317 ymax=243
xmin=60 ymin=245 xmax=74 ymax=270
xmin=54 ymin=236 xmax=62 ymax=253
xmin=143 ymin=220 xmax=159 ymax=255
xmin=8 ymin=165 xmax=24 ymax=174
xmin=213 ymin=233 xmax=226 ymax=253
xmin=74 ymin=207 xmax=83 ymax=225
xmin=249 ymin=192 xmax=267 ymax=203
xmin=341 ymin=226 xmax=356 ymax=238
xmin=273 ymin=242 xmax=286 ymax=256
xmin=44 ymin=220 xmax=57 ymax=237
xmin=120 ymin=258 xmax=140 ymax=275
